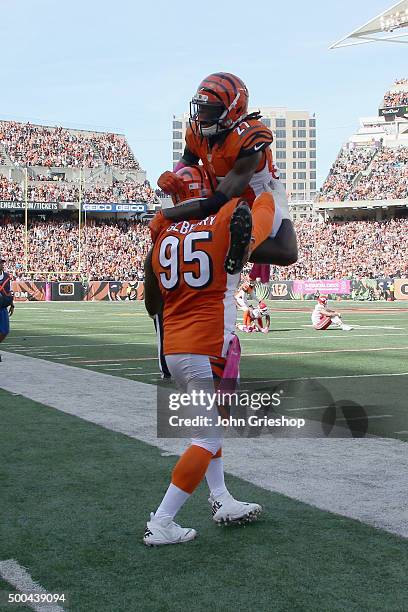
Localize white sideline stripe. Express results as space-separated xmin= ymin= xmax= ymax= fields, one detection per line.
xmin=103 ymin=367 xmax=143 ymax=371
xmin=337 ymin=415 xmax=392 ymax=421
xmin=247 ymin=372 xmax=408 ymax=383
xmin=286 ymin=405 xmax=329 ymax=412
xmin=243 ymin=346 xmax=408 ymax=357
xmin=301 ymin=326 xmax=403 ymax=332
xmin=127 ymin=372 xmax=161 ymax=377
xmin=75 ymin=357 xmax=157 ymax=363
xmin=245 ymin=332 xmax=406 ymax=340
xmin=0 ymin=559 xmax=65 ymax=612
xmin=6 ymin=342 xmax=153 ymax=350
xmin=9 ymin=333 xmax=149 ymax=338
xmin=83 ymin=363 xmax=122 ymax=367
xmin=4 ymin=334 xmax=405 ymax=350
xmin=1 ymin=352 xmax=407 ymax=539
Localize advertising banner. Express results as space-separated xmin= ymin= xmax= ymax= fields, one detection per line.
xmin=0 ymin=201 xmax=59 ymax=210
xmin=292 ymin=279 xmax=351 ymax=296
xmin=82 ymin=203 xmax=147 ymax=213
xmin=394 ymin=279 xmax=408 ymax=300
xmin=267 ymin=281 xmax=294 ymax=300
xmin=84 ymin=281 xmax=144 ymax=301
xmin=51 ymin=282 xmax=84 ymax=301
xmin=11 ymin=281 xmax=46 ymax=301
xmin=379 ymin=105 xmax=408 ymax=121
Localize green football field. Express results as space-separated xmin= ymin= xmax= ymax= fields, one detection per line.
xmin=1 ymin=300 xmax=407 ymax=611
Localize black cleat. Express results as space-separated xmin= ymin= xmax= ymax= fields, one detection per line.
xmin=224 ymin=202 xmax=252 ymax=275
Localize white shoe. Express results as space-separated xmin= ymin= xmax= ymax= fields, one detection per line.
xmin=341 ymin=325 xmax=353 ymax=331
xmin=143 ymin=513 xmax=197 ymax=546
xmin=209 ymin=492 xmax=262 ymax=525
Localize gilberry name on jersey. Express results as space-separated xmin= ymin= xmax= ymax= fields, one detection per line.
xmin=167 ymin=216 xmax=217 ymax=235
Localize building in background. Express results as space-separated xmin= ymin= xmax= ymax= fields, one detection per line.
xmin=172 ymin=107 xmax=317 ymax=201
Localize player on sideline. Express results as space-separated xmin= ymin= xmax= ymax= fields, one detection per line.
xmin=237 ymin=301 xmax=270 ymax=334
xmin=234 ymin=280 xmax=256 ymax=329
xmin=143 ymin=167 xmax=272 ymax=546
xmin=0 ymin=256 xmax=14 ymax=361
xmin=311 ymin=295 xmax=353 ymax=331
xmin=157 ymin=72 xmax=297 ymax=270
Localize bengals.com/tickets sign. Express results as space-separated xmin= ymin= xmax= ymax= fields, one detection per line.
xmin=394 ymin=279 xmax=408 ymax=300
xmin=292 ymin=280 xmax=351 ymax=295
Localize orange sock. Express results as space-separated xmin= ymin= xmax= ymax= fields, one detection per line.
xmin=243 ymin=311 xmax=251 ymax=326
xmin=171 ymin=445 xmax=214 ymax=494
xmin=250 ymin=192 xmax=275 ymax=253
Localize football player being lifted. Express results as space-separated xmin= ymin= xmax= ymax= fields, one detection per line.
xmin=158 ymin=72 xmax=298 ymax=274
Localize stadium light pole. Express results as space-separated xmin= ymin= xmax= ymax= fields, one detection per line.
xmin=78 ymin=168 xmax=82 ymax=276
xmin=24 ymin=168 xmax=28 ymax=273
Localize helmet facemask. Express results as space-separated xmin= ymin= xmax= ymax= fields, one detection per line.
xmin=190 ymin=97 xmax=228 ymax=137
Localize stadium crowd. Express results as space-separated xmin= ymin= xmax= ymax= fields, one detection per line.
xmin=0 ymin=121 xmax=140 ymax=169
xmin=320 ymin=145 xmax=408 ymax=201
xmin=319 ymin=144 xmax=379 ymax=201
xmin=2 ymin=217 xmax=407 ymax=282
xmin=1 ymin=218 xmax=151 ymax=281
xmin=274 ymin=218 xmax=408 ymax=280
xmin=383 ymin=79 xmax=408 ymax=108
xmin=0 ymin=175 xmax=158 ymax=204
xmin=348 ymin=148 xmax=408 ymax=201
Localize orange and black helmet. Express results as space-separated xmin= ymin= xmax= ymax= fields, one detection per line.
xmin=190 ymin=72 xmax=249 ymax=137
xmin=171 ymin=165 xmax=212 ymax=206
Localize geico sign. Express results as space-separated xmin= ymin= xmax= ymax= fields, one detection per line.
xmin=270 ymin=283 xmax=288 ymax=297
xmin=83 ymin=204 xmax=145 ymax=212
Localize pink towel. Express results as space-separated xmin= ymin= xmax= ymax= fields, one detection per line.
xmin=218 ymin=335 xmax=241 ymax=400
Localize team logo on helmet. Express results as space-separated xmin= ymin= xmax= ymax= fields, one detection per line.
xmin=172 ymin=166 xmax=212 ymax=206
xmin=190 ymin=72 xmax=249 ymax=137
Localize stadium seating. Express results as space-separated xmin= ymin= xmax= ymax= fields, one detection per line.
xmin=4 ymin=217 xmax=407 ymax=281
xmin=273 ymin=219 xmax=408 ymax=280
xmin=383 ymin=78 xmax=408 ymax=108
xmin=0 ymin=121 xmax=140 ymax=169
xmin=2 ymin=219 xmax=150 ymax=281
xmin=319 ymin=144 xmax=408 ymax=202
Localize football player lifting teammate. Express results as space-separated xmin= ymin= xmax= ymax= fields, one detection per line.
xmin=143 ymin=167 xmax=270 ymax=546
xmin=158 ymin=72 xmax=298 ymax=271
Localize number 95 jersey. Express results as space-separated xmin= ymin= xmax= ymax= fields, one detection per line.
xmin=151 ymin=200 xmax=240 ymax=358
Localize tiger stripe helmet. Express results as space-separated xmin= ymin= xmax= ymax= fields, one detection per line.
xmin=171 ymin=165 xmax=212 ymax=206
xmin=190 ymin=72 xmax=249 ymax=137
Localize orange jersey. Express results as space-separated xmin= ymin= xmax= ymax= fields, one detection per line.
xmin=186 ymin=118 xmax=278 ymax=204
xmin=151 ymin=201 xmax=240 ymax=357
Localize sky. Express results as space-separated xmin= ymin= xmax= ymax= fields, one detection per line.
xmin=1 ymin=0 xmax=407 ymax=188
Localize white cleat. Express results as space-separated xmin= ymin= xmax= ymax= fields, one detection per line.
xmin=143 ymin=513 xmax=197 ymax=546
xmin=341 ymin=325 xmax=353 ymax=331
xmin=209 ymin=492 xmax=262 ymax=526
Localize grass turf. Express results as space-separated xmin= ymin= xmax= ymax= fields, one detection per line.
xmin=4 ymin=300 xmax=408 ymax=440
xmin=1 ymin=389 xmax=407 ymax=612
